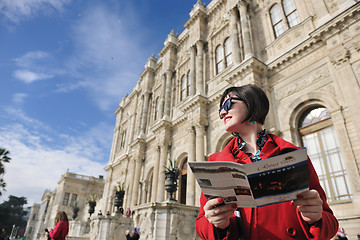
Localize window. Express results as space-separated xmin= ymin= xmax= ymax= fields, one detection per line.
xmin=154 ymin=97 xmax=160 ymax=120
xmin=215 ymin=38 xmax=233 ymax=74
xmin=270 ymin=4 xmax=285 ymax=37
xmin=120 ymin=130 xmax=127 ymax=148
xmin=270 ymin=0 xmax=300 ymax=38
xmin=299 ymin=107 xmax=352 ymax=202
xmin=32 ymin=214 xmax=36 ymax=221
xmin=181 ymin=74 xmax=188 ymax=101
xmin=62 ymin=192 xmax=70 ymax=206
xmin=71 ymin=193 xmax=77 ymax=206
xmin=215 ymin=45 xmax=224 ymax=73
xmin=224 ymin=38 xmax=232 ymax=67
xmin=179 ymin=158 xmax=188 ymax=204
xmin=283 ymin=0 xmax=300 ymax=27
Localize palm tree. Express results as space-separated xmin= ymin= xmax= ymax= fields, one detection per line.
xmin=0 ymin=148 xmax=11 ymax=196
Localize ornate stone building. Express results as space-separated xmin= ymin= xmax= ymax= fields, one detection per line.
xmin=25 ymin=172 xmax=105 ymax=240
xmin=99 ymin=0 xmax=360 ymax=239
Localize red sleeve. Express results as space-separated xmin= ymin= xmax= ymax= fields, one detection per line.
xmin=49 ymin=221 xmax=66 ymax=239
xmin=297 ymin=158 xmax=338 ymax=239
xmin=196 ymin=192 xmax=216 ymax=240
xmin=196 ymin=192 xmax=240 ymax=240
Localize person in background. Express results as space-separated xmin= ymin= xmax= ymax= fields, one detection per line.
xmin=97 ymin=210 xmax=102 ymax=216
xmin=125 ymin=227 xmax=140 ymax=240
xmin=195 ymin=84 xmax=338 ymax=240
xmin=336 ymin=227 xmax=348 ymax=240
xmin=0 ymin=228 xmax=8 ymax=240
xmin=46 ymin=211 xmax=69 ymax=240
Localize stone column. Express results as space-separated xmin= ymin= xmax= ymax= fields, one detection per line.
xmin=230 ymin=7 xmax=241 ymax=64
xmin=131 ymin=158 xmax=142 ymax=206
xmin=190 ymin=45 xmax=196 ymax=96
xmin=238 ymin=1 xmax=253 ymax=59
xmin=157 ymin=143 xmax=168 ymax=202
xmin=151 ymin=147 xmax=161 ymax=202
xmin=159 ymin=75 xmax=166 ymax=119
xmin=195 ymin=124 xmax=205 ymax=206
xmin=104 ymin=167 xmax=113 ymax=213
xmin=186 ymin=127 xmax=196 ymax=206
xmin=126 ymin=159 xmax=136 ymax=207
xmin=196 ymin=41 xmax=204 ymax=95
xmin=140 ymin=92 xmax=150 ymax=135
xmin=164 ymin=71 xmax=173 ymax=118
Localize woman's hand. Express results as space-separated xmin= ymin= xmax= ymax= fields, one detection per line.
xmin=203 ymin=198 xmax=237 ymax=229
xmin=293 ymin=190 xmax=323 ymax=224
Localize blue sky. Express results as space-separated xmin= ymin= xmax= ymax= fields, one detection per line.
xmin=0 ymin=0 xmax=210 ymax=206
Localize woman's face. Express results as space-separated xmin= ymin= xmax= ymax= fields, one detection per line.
xmin=219 ymin=93 xmax=249 ymax=133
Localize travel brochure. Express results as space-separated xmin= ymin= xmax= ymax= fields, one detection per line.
xmin=188 ymin=148 xmax=309 ymax=207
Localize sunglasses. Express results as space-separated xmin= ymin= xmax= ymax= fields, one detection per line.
xmin=219 ymin=97 xmax=242 ymax=119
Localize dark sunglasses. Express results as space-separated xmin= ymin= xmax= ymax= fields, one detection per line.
xmin=219 ymin=97 xmax=242 ymax=119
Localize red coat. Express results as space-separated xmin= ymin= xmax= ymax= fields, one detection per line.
xmin=49 ymin=221 xmax=69 ymax=240
xmin=196 ymin=134 xmax=338 ymax=240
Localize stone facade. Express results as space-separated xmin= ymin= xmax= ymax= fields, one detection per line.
xmin=100 ymin=0 xmax=360 ymax=239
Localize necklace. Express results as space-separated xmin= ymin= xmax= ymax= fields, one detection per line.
xmin=237 ymin=129 xmax=267 ymax=162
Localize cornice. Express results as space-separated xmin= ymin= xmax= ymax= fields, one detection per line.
xmin=268 ymin=3 xmax=360 ymax=72
xmin=180 ymin=94 xmax=209 ymax=113
xmin=224 ymin=57 xmax=267 ymax=82
xmin=310 ymin=2 xmax=360 ymax=41
xmin=184 ymin=5 xmax=207 ymax=28
xmin=150 ymin=118 xmax=173 ymax=134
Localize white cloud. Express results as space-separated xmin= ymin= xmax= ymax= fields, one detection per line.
xmin=0 ymin=0 xmax=71 ymax=24
xmin=12 ymin=93 xmax=28 ymax=105
xmin=62 ymin=4 xmax=150 ymax=110
xmin=13 ymin=51 xmax=50 ymax=68
xmin=13 ymin=69 xmax=53 ymax=83
xmin=0 ymin=109 xmax=112 ymax=206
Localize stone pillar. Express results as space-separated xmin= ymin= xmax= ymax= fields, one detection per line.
xmin=186 ymin=127 xmax=196 ymax=206
xmin=190 ymin=45 xmax=196 ymax=96
xmin=157 ymin=143 xmax=168 ymax=202
xmin=126 ymin=159 xmax=136 ymax=207
xmin=230 ymin=7 xmax=241 ymax=64
xmin=238 ymin=1 xmax=253 ymax=59
xmin=196 ymin=41 xmax=204 ymax=95
xmin=104 ymin=167 xmax=113 ymax=213
xmin=195 ymin=124 xmax=205 ymax=206
xmin=159 ymin=75 xmax=166 ymax=119
xmin=140 ymin=92 xmax=150 ymax=135
xmin=131 ymin=158 xmax=142 ymax=206
xmin=164 ymin=71 xmax=173 ymax=118
xmin=151 ymin=147 xmax=160 ymax=202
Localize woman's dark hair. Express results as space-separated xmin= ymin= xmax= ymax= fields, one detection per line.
xmin=54 ymin=211 xmax=69 ymax=225
xmin=219 ymin=84 xmax=269 ymax=125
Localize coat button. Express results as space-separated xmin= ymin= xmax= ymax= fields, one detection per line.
xmin=286 ymin=227 xmax=296 ymax=237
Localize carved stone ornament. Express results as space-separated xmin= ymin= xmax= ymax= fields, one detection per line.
xmin=329 ymin=48 xmax=350 ymax=65
xmin=256 ymin=0 xmax=271 ymax=8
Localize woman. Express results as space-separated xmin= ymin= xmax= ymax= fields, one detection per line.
xmin=47 ymin=211 xmax=69 ymax=240
xmin=196 ymin=84 xmax=338 ymax=239
xmin=125 ymin=227 xmax=140 ymax=240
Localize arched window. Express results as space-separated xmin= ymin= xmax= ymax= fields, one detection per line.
xmin=224 ymin=38 xmax=232 ymax=67
xmin=145 ymin=170 xmax=153 ymax=203
xmin=154 ymin=97 xmax=160 ymax=121
xmin=270 ymin=0 xmax=300 ymax=38
xmin=270 ymin=4 xmax=285 ymax=37
xmin=181 ymin=74 xmax=188 ymax=101
xmin=215 ymin=45 xmax=224 ymax=74
xmin=187 ymin=71 xmax=191 ymax=96
xmin=179 ymin=157 xmax=188 ymax=204
xmin=299 ymin=107 xmax=352 ymax=202
xmin=283 ymin=0 xmax=300 ymax=27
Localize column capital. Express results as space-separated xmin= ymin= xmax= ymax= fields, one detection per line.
xmin=196 ymin=40 xmax=205 ymax=49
